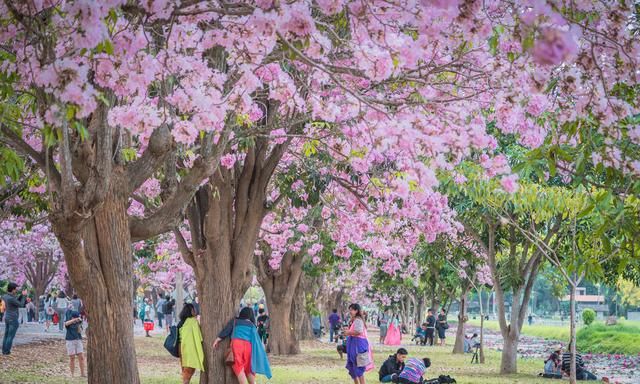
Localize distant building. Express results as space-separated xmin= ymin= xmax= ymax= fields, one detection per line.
xmin=562 ymin=287 xmax=608 ymax=318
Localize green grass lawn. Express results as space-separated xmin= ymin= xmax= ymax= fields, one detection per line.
xmin=467 ymin=318 xmax=640 ymax=355
xmin=467 ymin=319 xmax=571 ymax=341
xmin=0 ymin=335 xmax=556 ymax=384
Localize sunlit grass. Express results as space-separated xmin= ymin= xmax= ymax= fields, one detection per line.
xmin=0 ymin=334 xmax=557 ymax=384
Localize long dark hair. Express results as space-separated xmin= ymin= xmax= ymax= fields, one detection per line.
xmin=179 ymin=303 xmax=196 ymax=323
xmin=349 ymin=303 xmax=366 ymax=328
xmin=238 ymin=307 xmax=256 ymax=325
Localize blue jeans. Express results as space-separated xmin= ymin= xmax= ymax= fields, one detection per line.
xmin=2 ymin=320 xmax=20 ymax=354
xmin=381 ymin=374 xmax=395 ymax=382
xmin=329 ymin=326 xmax=336 ymax=342
xmin=157 ymin=313 xmax=164 ymax=328
xmin=578 ymin=370 xmax=598 ymax=380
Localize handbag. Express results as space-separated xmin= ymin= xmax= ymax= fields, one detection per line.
xmin=224 ymin=319 xmax=237 ymax=366
xmin=164 ymin=325 xmax=180 ymax=357
xmin=356 ymin=351 xmax=371 ymax=367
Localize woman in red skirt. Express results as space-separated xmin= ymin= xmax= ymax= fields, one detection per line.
xmin=213 ymin=307 xmax=272 ymax=384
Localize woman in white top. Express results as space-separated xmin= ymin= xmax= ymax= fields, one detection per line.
xmin=55 ymin=291 xmax=69 ymax=332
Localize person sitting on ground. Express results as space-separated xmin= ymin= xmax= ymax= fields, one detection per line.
xmin=397 ymin=357 xmax=431 ymax=384
xmin=463 ymin=333 xmax=479 ymax=353
xmin=64 ymin=311 xmax=86 ymax=378
xmin=561 ymin=343 xmax=609 ymax=382
xmin=412 ymin=324 xmax=427 ymax=345
xmin=379 ymin=348 xmax=408 ymax=382
xmin=336 ymin=329 xmax=347 ymax=359
xmin=544 ymin=345 xmax=562 ymax=377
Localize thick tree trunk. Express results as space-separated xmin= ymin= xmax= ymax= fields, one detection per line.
xmin=197 ymin=259 xmax=243 ymax=384
xmin=53 ymin=181 xmax=139 ymax=384
xmin=453 ymin=290 xmax=468 ymax=354
xmin=293 ymin=276 xmax=314 ymax=341
xmin=256 ymin=244 xmax=305 ymax=356
xmin=266 ymin=300 xmax=300 ymax=355
xmin=501 ymin=333 xmax=519 ymax=374
xmin=195 ymin=218 xmax=256 ymax=383
xmin=182 ymin=158 xmax=272 ymax=384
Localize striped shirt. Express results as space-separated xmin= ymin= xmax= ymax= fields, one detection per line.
xmin=561 ymin=352 xmax=585 ymax=374
xmin=398 ymin=358 xmax=426 ymax=383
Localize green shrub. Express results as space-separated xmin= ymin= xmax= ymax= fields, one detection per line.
xmin=576 ymin=323 xmax=640 ymax=355
xmin=582 ymin=309 xmax=596 ymax=326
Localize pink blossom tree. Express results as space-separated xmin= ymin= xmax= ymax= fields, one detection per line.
xmin=0 ymin=1 xmax=637 ymax=382
xmin=0 ymin=218 xmax=66 ymax=310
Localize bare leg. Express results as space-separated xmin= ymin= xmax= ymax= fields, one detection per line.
xmin=358 ymin=376 xmax=366 ymax=384
xmin=69 ymin=355 xmax=75 ymax=376
xmin=236 ymin=372 xmax=249 ymax=384
xmin=78 ymin=353 xmax=86 ymax=377
xmin=247 ymin=373 xmax=256 ymax=384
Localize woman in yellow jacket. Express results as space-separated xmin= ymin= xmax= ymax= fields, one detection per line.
xmin=178 ymin=303 xmax=204 ymax=384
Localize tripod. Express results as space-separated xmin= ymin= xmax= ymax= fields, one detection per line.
xmin=471 ymin=344 xmax=480 ymax=364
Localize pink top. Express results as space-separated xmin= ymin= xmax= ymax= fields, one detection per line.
xmin=349 ymin=318 xmax=375 ymax=371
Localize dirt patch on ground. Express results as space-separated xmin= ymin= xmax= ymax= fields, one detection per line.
xmin=0 ymin=339 xmax=84 ymax=383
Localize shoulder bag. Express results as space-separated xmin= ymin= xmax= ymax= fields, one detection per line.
xmin=224 ymin=319 xmax=237 ymax=366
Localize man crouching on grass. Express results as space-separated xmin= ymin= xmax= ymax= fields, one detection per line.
xmin=64 ymin=311 xmax=86 ymax=377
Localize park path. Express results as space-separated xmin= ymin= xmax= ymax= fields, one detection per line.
xmin=0 ymin=320 xmax=154 ymax=347
xmin=463 ymin=324 xmax=639 ymax=384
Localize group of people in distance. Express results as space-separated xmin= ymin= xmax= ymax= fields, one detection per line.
xmin=2 ymin=282 xmax=86 ymax=377
xmin=379 ymin=348 xmax=432 ymax=384
xmin=543 ymin=344 xmax=609 ymax=382
xmin=410 ymin=309 xmax=448 ymax=347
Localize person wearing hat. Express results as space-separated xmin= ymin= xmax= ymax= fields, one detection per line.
xmin=544 ymin=345 xmax=563 ymax=377
xmin=64 ymin=311 xmax=85 ymax=377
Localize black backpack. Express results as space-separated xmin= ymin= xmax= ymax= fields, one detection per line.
xmin=438 ymin=375 xmax=457 ymax=384
xmin=163 ymin=325 xmax=179 ymax=357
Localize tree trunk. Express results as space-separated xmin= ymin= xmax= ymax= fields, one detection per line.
xmin=181 ymin=161 xmax=272 ymax=383
xmin=477 ymin=288 xmax=485 ymax=363
xmin=256 ymin=243 xmax=306 ymax=355
xmin=293 ymin=276 xmax=314 ymax=341
xmin=501 ymin=333 xmax=519 ymax=374
xmin=453 ymin=289 xmax=468 ymax=354
xmin=53 ymin=180 xmax=140 ymax=384
xmin=196 ymin=257 xmax=244 ymax=384
xmin=266 ymin=299 xmax=300 ymax=355
xmin=569 ymin=280 xmax=577 ymax=384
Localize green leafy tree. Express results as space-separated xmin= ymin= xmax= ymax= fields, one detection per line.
xmin=582 ymin=308 xmax=596 ymax=326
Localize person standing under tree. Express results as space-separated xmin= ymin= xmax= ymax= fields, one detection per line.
xmin=344 ymin=303 xmax=374 ymax=384
xmin=164 ymin=294 xmax=176 ymax=331
xmin=378 ymin=310 xmax=389 ymax=344
xmin=329 ymin=309 xmax=341 ymax=343
xmin=156 ymin=294 xmax=166 ymax=329
xmin=64 ymin=311 xmax=86 ymax=377
xmin=26 ymin=298 xmax=36 ymax=323
xmin=71 ymin=294 xmax=82 ymax=312
xmin=256 ymin=308 xmax=270 ymax=346
xmin=55 ymin=291 xmax=69 ymax=332
xmin=177 ymin=303 xmax=204 ymax=384
xmin=2 ymin=283 xmax=27 ymax=355
xmin=425 ymin=309 xmax=436 ymax=347
xmin=212 ymin=307 xmax=272 ymax=384
xmin=437 ymin=309 xmax=448 ymax=346
xmin=38 ymin=294 xmax=47 ymax=324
